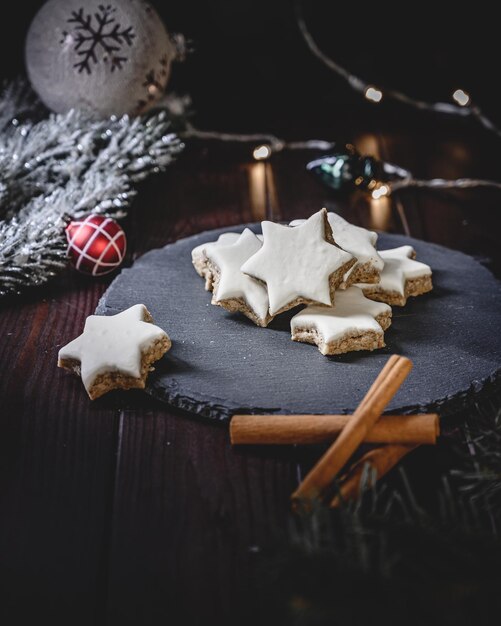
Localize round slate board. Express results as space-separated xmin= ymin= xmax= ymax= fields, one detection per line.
xmin=96 ymin=225 xmax=501 ymax=420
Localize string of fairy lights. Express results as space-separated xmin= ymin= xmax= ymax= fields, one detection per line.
xmin=182 ymin=124 xmax=501 ymax=199
xmin=294 ymin=0 xmax=501 ymax=140
xmin=176 ymin=2 xmax=501 ymax=202
xmin=181 ymin=123 xmax=335 ymax=157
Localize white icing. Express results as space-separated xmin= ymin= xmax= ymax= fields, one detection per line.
xmin=206 ymin=228 xmax=270 ymax=323
xmin=290 ymin=212 xmax=384 ymax=281
xmin=58 ymin=304 xmax=168 ymax=394
xmin=241 ymin=209 xmax=354 ymax=315
xmin=291 ymin=287 xmax=391 ymax=343
xmin=356 ymin=245 xmax=431 ymax=295
xmin=191 ymin=232 xmax=241 ymax=269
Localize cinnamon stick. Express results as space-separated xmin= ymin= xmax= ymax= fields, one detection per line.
xmin=230 ymin=413 xmax=438 ymax=446
xmin=291 ymin=355 xmax=413 ymax=504
xmin=330 ymin=444 xmax=417 ymax=507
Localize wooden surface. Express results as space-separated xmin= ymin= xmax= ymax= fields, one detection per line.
xmin=1 ymin=134 xmax=501 ymax=625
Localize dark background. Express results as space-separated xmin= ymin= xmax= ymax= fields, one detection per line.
xmin=2 ymin=4 xmax=501 ymax=625
xmin=2 ymin=0 xmax=500 ymax=141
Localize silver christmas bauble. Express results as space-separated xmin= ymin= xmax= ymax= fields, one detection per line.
xmin=25 ymin=0 xmax=175 ymax=117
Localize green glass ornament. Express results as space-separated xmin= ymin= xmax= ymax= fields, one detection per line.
xmin=307 ymin=148 xmax=384 ymax=193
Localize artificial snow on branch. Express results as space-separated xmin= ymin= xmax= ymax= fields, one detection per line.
xmin=0 ymin=81 xmax=183 ymax=298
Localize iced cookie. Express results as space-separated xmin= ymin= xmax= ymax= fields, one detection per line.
xmin=290 ymin=212 xmax=384 ymax=287
xmin=241 ymin=208 xmax=355 ymax=316
xmin=205 ymin=228 xmax=273 ymax=327
xmin=58 ymin=304 xmax=171 ymax=400
xmin=356 ymin=246 xmax=432 ymax=306
xmin=290 ymin=287 xmax=392 ymax=356
xmin=192 ymin=232 xmax=241 ymax=290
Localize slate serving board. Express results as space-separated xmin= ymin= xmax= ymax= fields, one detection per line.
xmin=96 ymin=225 xmax=501 ymax=420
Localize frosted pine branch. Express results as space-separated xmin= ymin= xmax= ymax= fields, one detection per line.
xmin=0 ymin=171 xmax=133 ymax=293
xmin=0 ymin=78 xmax=42 ymax=133
xmin=0 ymin=81 xmax=184 ymax=298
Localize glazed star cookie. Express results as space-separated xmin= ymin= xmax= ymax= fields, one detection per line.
xmin=356 ymin=245 xmax=432 ymax=306
xmin=192 ymin=232 xmax=241 ymax=290
xmin=241 ymin=208 xmax=355 ymax=316
xmin=58 ymin=304 xmax=171 ymax=400
xmin=205 ymin=228 xmax=273 ymax=327
xmin=290 ymin=212 xmax=384 ymax=287
xmin=290 ymin=287 xmax=392 ymax=356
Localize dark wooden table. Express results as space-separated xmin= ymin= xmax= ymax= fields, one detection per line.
xmin=1 ymin=129 xmax=501 ymax=625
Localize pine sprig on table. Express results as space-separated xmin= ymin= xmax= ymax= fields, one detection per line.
xmin=253 ymin=399 xmax=501 ymax=625
xmin=0 ymin=81 xmax=184 ymax=298
xmin=454 ymin=404 xmax=501 ymax=520
xmin=257 ymin=496 xmax=501 ymax=625
xmin=0 ymin=78 xmax=42 ymax=132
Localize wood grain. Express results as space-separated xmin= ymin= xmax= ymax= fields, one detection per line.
xmin=105 ymin=405 xmax=297 ymax=624
xmin=103 ymin=156 xmax=300 ymax=624
xmin=0 ymin=137 xmax=500 ymax=625
xmin=0 ymin=279 xmax=118 ymax=625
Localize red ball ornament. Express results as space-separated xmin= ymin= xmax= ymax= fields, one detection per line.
xmin=65 ymin=215 xmax=127 ymax=276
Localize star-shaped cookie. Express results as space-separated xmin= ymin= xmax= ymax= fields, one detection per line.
xmin=192 ymin=231 xmax=264 ymax=291
xmin=290 ymin=211 xmax=384 ymax=286
xmin=241 ymin=209 xmax=355 ymax=315
xmin=192 ymin=232 xmax=241 ymax=290
xmin=206 ymin=228 xmax=273 ymax=326
xmin=58 ymin=304 xmax=171 ymax=399
xmin=356 ymin=245 xmax=432 ymax=306
xmin=291 ymin=286 xmax=392 ymax=355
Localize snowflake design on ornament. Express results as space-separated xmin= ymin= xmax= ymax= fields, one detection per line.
xmin=135 ymin=55 xmax=170 ymax=112
xmin=64 ymin=4 xmax=136 ymax=74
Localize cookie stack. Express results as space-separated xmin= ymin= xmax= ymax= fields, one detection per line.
xmin=192 ymin=208 xmax=432 ymax=356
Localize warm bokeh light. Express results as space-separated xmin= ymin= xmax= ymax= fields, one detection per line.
xmin=364 ymin=86 xmax=383 ymax=103
xmin=452 ymin=89 xmax=470 ymax=107
xmin=253 ymin=144 xmax=271 ymax=160
xmin=371 ymin=184 xmax=390 ymax=199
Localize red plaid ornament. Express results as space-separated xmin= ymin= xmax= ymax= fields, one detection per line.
xmin=65 ymin=215 xmax=127 ymax=276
